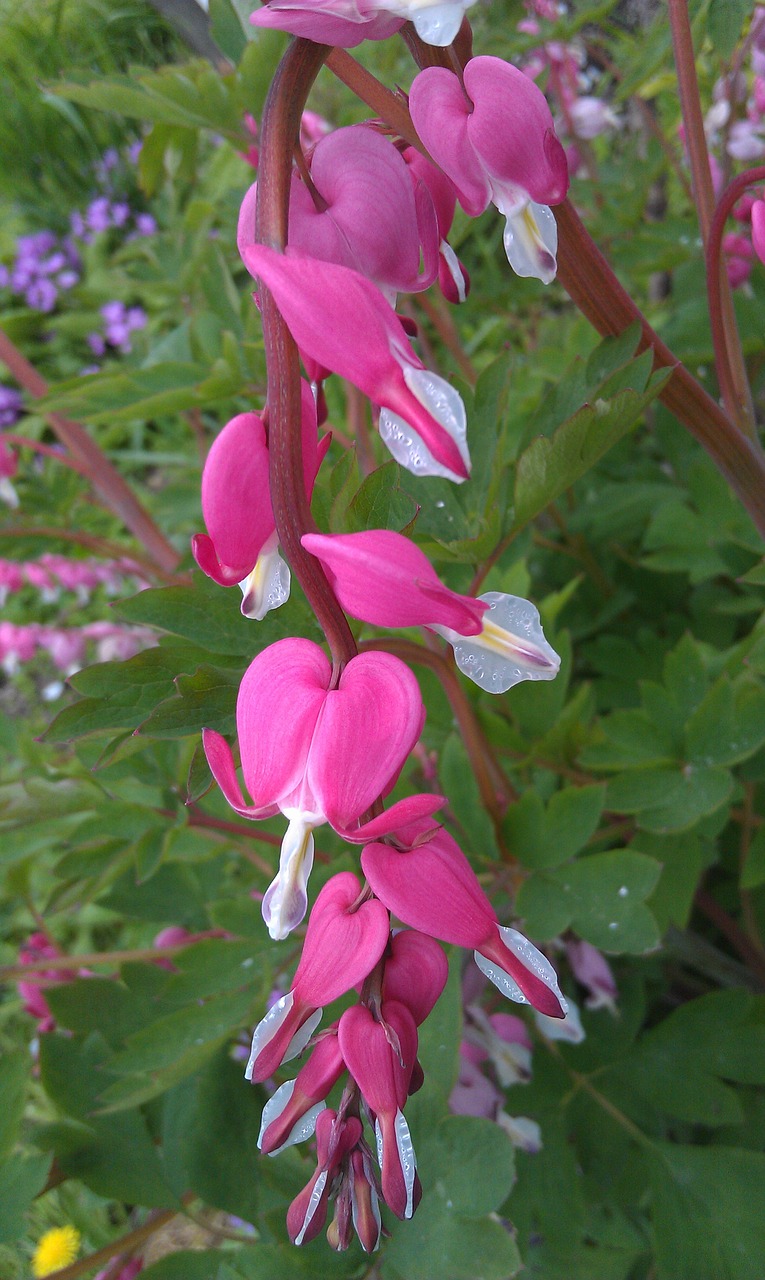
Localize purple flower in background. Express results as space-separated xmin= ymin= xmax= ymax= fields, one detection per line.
xmin=0 ymin=386 xmax=24 ymax=428
xmin=26 ymin=279 xmax=57 ymax=312
xmin=111 ymin=202 xmax=131 ymax=228
xmin=86 ymin=197 xmax=114 ymax=233
xmin=98 ymin=300 xmax=147 ymax=353
xmin=128 ymin=139 xmax=144 ymax=165
xmin=134 ymin=213 xmax=157 ymax=237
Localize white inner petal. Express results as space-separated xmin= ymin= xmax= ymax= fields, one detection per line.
xmin=473 ymin=950 xmax=528 ymax=1004
xmin=294 ymin=1168 xmax=328 ymax=1246
xmin=534 ymin=1002 xmax=584 ymax=1044
xmin=262 ymin=817 xmax=317 ymax=941
xmin=258 ymin=1079 xmax=326 ymax=1156
xmin=499 ymin=925 xmax=568 ymax=1014
xmin=283 ymin=1008 xmax=323 ymax=1064
xmin=239 ymin=542 xmax=291 ymax=621
xmin=502 ymin=202 xmax=558 ymax=285
xmin=434 ymin=591 xmax=560 ymax=694
xmin=245 ymin=990 xmax=295 ymax=1081
xmin=439 ymin=239 xmax=467 ymax=303
xmin=379 ymin=365 xmax=470 ymax=484
xmin=394 ymin=1108 xmax=418 ymax=1219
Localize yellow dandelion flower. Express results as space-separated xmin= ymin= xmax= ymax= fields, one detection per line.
xmin=32 ymin=1225 xmax=81 ymax=1277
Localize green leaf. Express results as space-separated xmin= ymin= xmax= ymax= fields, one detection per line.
xmin=557 ymin=849 xmax=662 ymax=952
xmin=649 ymin=1144 xmax=765 ymax=1280
xmin=138 ymin=664 xmax=239 ymax=738
xmin=346 ymin=461 xmax=419 ymax=533
xmin=513 ymin=365 xmax=668 ymax=529
xmin=54 ymin=61 xmax=243 ymax=136
xmin=0 ymin=1052 xmax=30 ymax=1162
xmin=685 ymin=677 xmax=765 ymax=767
xmin=504 ymin=785 xmax=605 ymax=869
xmin=427 ymin=1115 xmax=516 ymax=1215
xmin=0 ymin=1153 xmax=52 ymax=1244
xmin=440 ymin=733 xmax=499 ymax=858
xmin=384 ymin=1197 xmax=522 ymax=1280
xmin=605 ymin=764 xmax=733 ymax=833
xmin=707 ymin=0 xmax=750 ymax=60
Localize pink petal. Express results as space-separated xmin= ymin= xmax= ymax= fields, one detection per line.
xmin=338 ymin=999 xmax=418 ymax=1115
xmin=361 ymin=828 xmax=497 ymax=947
xmin=409 ymin=67 xmax=492 ymax=217
xmin=293 ymin=871 xmax=390 ymax=1007
xmin=382 ymin=930 xmax=448 ymax=1025
xmin=259 ymin=1030 xmax=345 ymax=1155
xmin=464 ymin=57 xmax=569 ymax=207
xmin=301 ymin=529 xmax=485 ymax=634
xmin=251 ymin=0 xmax=403 ymax=47
xmin=340 ymin=792 xmax=445 ymax=844
xmin=201 ymin=729 xmax=278 ymax=819
xmin=190 ymin=533 xmax=244 ymax=588
xmin=478 ymin=925 xmax=568 ymax=1018
xmin=241 ymin=246 xmax=470 ymax=480
xmin=309 ymin=650 xmax=424 ymax=829
xmin=236 ymin=638 xmax=330 ymax=812
xmin=198 ymin=411 xmax=273 ymax=576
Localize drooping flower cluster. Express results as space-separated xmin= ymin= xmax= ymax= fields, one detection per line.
xmin=0 ymin=620 xmax=156 ymax=686
xmin=192 ymin=3 xmax=576 ymax=1250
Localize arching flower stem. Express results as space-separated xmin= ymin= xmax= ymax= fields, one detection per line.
xmin=256 ymin=38 xmax=357 ymax=673
xmin=668 ymin=0 xmax=757 ymax=440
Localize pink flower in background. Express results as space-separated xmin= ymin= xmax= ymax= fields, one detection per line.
xmin=192 ymin=382 xmax=325 ymax=620
xmin=723 ymin=231 xmax=754 ymax=288
xmin=203 ymin=640 xmax=436 ymax=938
xmin=241 ymin=245 xmax=471 ymax=482
xmin=238 ymin=127 xmax=439 ymax=300
xmin=0 ymin=438 xmax=19 ymax=508
xmin=566 ymin=939 xmax=618 ymax=1014
xmin=17 ymin=933 xmax=83 ymax=1034
xmin=302 ymin=529 xmax=560 ymax=693
xmin=409 ymin=56 xmax=569 ymax=282
xmin=752 ymin=199 xmax=765 ymax=264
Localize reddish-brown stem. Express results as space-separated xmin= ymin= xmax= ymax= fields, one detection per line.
xmin=0 ymin=942 xmax=202 ymax=981
xmin=414 ymin=291 xmax=477 ymax=384
xmin=38 ymin=1209 xmax=181 ymax=1280
xmin=668 ymin=0 xmax=756 ymax=437
xmin=360 ymin=634 xmax=514 ymax=822
xmin=0 ymin=525 xmax=184 ymax=582
xmin=555 ymin=198 xmax=765 ymax=540
xmin=0 ymin=330 xmax=181 ymax=573
xmin=326 ymin=48 xmax=424 ymax=152
xmin=694 ymin=888 xmax=765 ymax=987
xmin=2 ymin=433 xmax=92 ymax=476
xmin=256 ymin=39 xmax=357 ymax=671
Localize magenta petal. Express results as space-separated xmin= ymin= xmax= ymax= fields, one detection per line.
xmin=409 ymin=67 xmax=492 ymax=217
xmin=191 ymin=533 xmax=244 ymax=588
xmin=464 ymin=57 xmax=569 ymax=207
xmin=479 ymin=925 xmax=567 ymax=1018
xmin=201 ymin=729 xmax=277 ymax=819
xmin=199 ymin=412 xmax=273 ymax=577
xmin=301 ymin=529 xmax=485 ymax=634
xmin=236 ymin=638 xmax=331 ymax=812
xmin=338 ymin=1000 xmax=418 ymax=1115
xmin=242 ymin=246 xmax=470 ymax=480
xmin=309 ymin=650 xmax=424 ymax=829
xmin=251 ymin=1 xmax=403 ymax=46
xmin=341 ymin=792 xmax=445 ymax=844
xmin=293 ymin=872 xmax=390 ymax=1007
xmin=361 ymin=828 xmax=496 ymax=947
xmin=382 ymin=931 xmax=448 ymax=1025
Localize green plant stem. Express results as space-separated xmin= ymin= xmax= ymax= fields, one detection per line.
xmin=0 ymin=329 xmax=181 ymax=573
xmin=694 ymin=888 xmax=765 ymax=987
xmin=256 ymin=38 xmax=357 ymax=673
xmin=0 ymin=941 xmax=205 ymax=982
xmin=667 ymin=0 xmax=757 ymax=437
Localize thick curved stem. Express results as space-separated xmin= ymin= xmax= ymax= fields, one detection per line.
xmin=668 ymin=0 xmax=757 ymax=437
xmin=256 ymin=38 xmax=357 ymax=670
